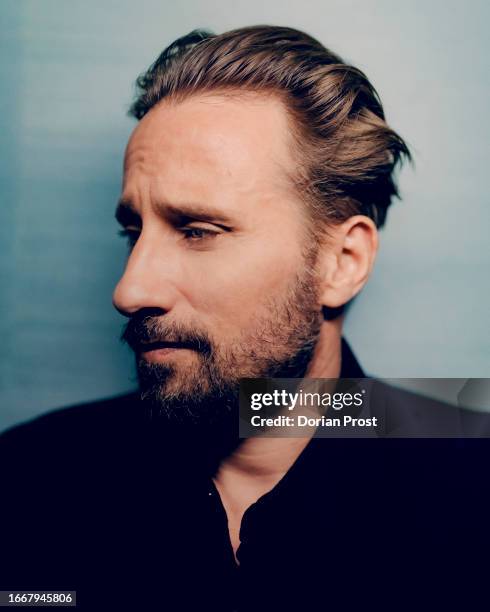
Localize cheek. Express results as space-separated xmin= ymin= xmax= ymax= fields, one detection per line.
xmin=180 ymin=232 xmax=305 ymax=334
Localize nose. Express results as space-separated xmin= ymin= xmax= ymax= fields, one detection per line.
xmin=112 ymin=231 xmax=180 ymax=318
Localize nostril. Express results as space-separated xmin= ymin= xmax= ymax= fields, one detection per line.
xmin=112 ymin=297 xmax=132 ymax=318
xmin=112 ymin=282 xmax=137 ymax=317
xmin=111 ymin=249 xmax=179 ymax=316
xmin=112 ymin=276 xmax=170 ymax=318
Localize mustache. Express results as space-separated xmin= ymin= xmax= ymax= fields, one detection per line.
xmin=120 ymin=311 xmax=212 ymax=355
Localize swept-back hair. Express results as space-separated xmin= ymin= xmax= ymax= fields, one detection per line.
xmin=130 ymin=25 xmax=412 ymax=231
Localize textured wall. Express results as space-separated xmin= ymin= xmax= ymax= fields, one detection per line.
xmin=1 ymin=0 xmax=489 ymax=432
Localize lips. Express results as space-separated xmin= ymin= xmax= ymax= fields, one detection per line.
xmin=138 ymin=341 xmax=195 ymax=352
xmin=121 ymin=318 xmax=213 ymax=357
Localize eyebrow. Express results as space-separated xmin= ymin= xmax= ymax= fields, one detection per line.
xmin=115 ymin=199 xmax=235 ymax=227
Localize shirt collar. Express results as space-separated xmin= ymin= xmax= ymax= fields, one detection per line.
xmin=340 ymin=337 xmax=366 ymax=378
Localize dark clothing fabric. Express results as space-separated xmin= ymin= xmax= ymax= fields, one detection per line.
xmin=0 ymin=339 xmax=489 ymax=611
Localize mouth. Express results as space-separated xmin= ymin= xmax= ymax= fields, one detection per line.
xmin=139 ymin=341 xmax=194 ymax=350
xmin=137 ymin=341 xmax=196 ymax=362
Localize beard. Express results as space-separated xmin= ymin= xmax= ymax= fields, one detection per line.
xmin=120 ymin=250 xmax=324 ymax=461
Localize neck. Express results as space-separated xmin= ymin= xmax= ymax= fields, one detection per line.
xmin=213 ymin=321 xmax=342 ymax=509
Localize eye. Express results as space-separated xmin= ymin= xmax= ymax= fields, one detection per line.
xmin=180 ymin=226 xmax=220 ymax=242
xmin=118 ymin=227 xmax=140 ymax=249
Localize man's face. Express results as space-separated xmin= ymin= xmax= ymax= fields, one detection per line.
xmin=113 ymin=92 xmax=324 ymax=424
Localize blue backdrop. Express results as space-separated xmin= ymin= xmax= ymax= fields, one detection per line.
xmin=1 ymin=0 xmax=489 ymax=432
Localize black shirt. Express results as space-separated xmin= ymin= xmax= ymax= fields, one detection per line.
xmin=1 ymin=339 xmax=489 ymax=611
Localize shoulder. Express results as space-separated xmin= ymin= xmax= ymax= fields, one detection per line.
xmin=0 ymin=391 xmax=142 ymax=465
xmin=1 ymin=391 xmax=140 ymax=436
xmin=366 ymin=378 xmax=490 ymax=438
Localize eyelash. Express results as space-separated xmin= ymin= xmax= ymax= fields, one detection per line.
xmin=117 ymin=226 xmax=219 ymax=247
xmin=118 ymin=229 xmax=139 ymax=248
xmin=180 ymin=227 xmax=218 ymax=241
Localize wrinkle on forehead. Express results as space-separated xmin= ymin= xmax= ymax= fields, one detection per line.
xmin=122 ymin=92 xmax=298 ymax=205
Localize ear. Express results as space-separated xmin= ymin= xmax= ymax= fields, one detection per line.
xmin=318 ymin=215 xmax=378 ymax=308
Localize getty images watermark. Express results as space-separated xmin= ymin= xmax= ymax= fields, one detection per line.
xmin=238 ymin=378 xmax=490 ymax=438
xmin=248 ymin=385 xmax=372 ymax=428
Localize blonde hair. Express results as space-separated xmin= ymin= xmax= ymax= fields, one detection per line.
xmin=130 ymin=25 xmax=412 ymax=232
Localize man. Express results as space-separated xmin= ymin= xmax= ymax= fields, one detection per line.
xmin=1 ymin=26 xmax=488 ymax=611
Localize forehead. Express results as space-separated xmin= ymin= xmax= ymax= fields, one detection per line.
xmin=122 ymin=92 xmax=298 ymax=207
